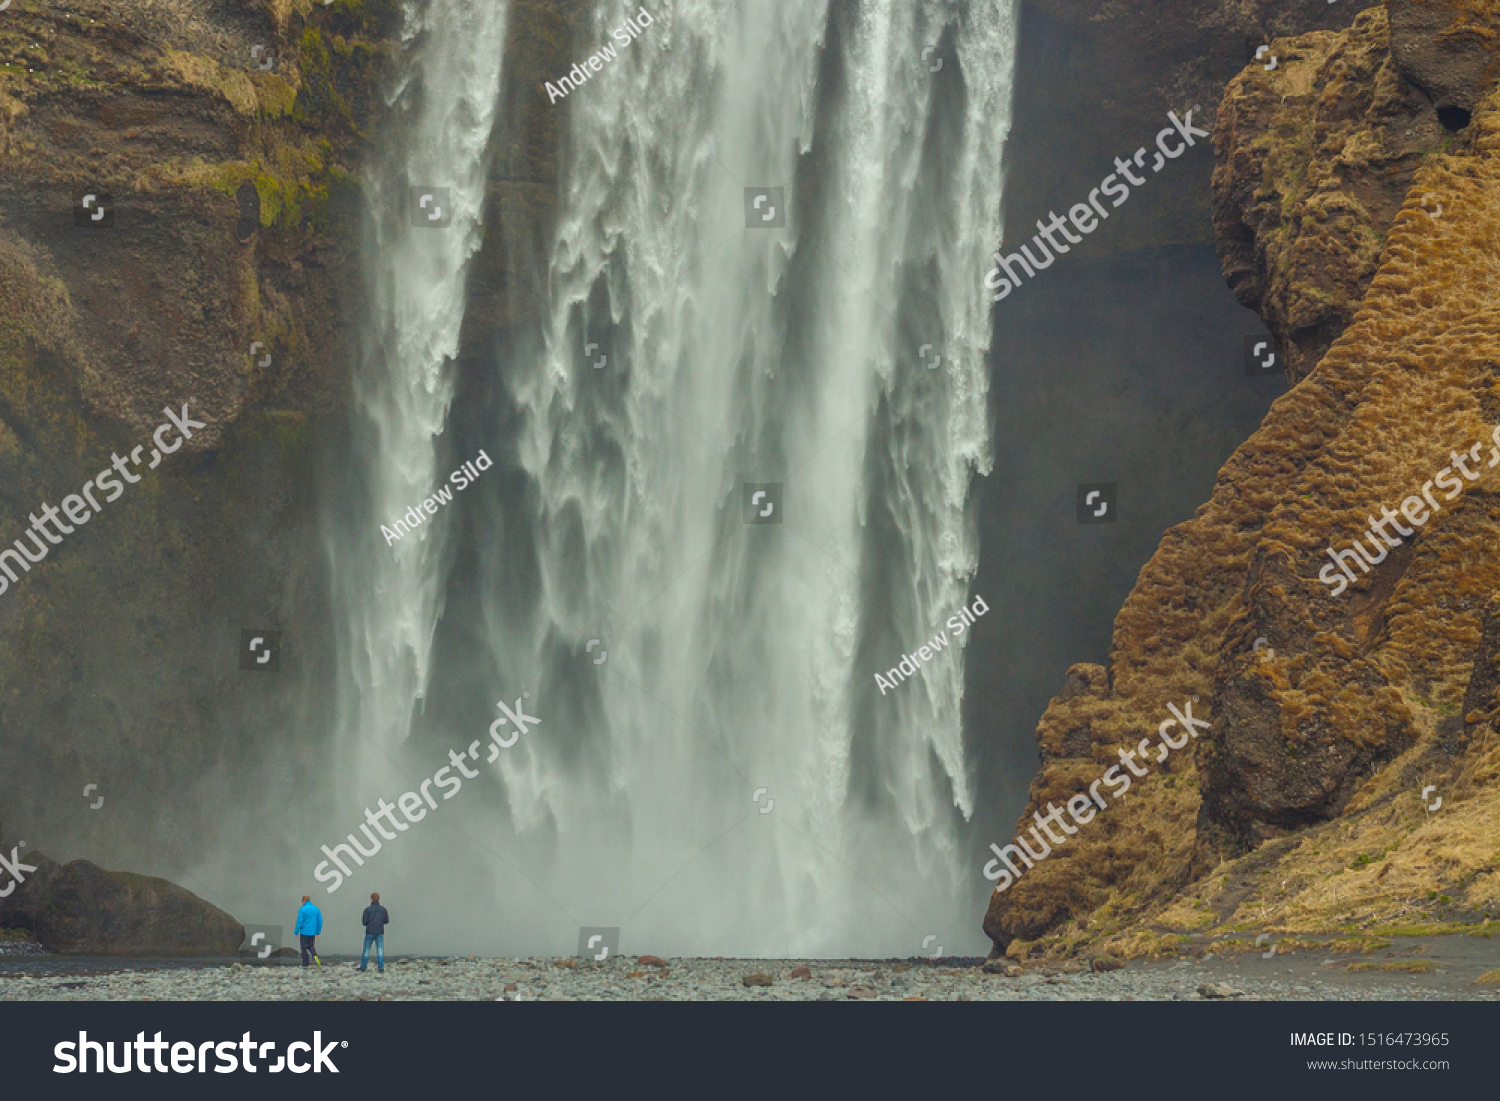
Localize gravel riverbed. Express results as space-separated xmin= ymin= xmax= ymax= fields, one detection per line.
xmin=3 ymin=939 xmax=1497 ymax=1001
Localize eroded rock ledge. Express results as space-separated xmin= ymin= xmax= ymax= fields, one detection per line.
xmin=986 ymin=0 xmax=1500 ymax=959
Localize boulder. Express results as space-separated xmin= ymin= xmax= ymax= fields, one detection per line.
xmin=982 ymin=961 xmax=1025 ymax=978
xmin=2 ymin=848 xmax=242 ymax=955
xmin=0 ymin=848 xmax=62 ymax=932
xmin=1387 ymin=0 xmax=1500 ymax=117
xmin=29 ymin=860 xmax=242 ymax=955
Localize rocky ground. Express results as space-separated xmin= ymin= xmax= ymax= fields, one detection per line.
xmin=2 ymin=936 xmax=1497 ymax=1001
xmin=0 ymin=940 xmax=48 ymax=957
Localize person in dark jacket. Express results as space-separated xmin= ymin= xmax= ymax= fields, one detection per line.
xmin=293 ymin=896 xmax=323 ymax=967
xmin=359 ymin=892 xmax=390 ymax=973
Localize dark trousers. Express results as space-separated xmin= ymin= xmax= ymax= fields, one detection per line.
xmin=300 ymin=934 xmax=317 ymax=966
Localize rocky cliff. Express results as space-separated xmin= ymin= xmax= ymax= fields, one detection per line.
xmin=0 ymin=0 xmax=596 ymax=951
xmin=0 ymin=0 xmax=398 ymax=948
xmin=985 ymin=0 xmax=1500 ymax=958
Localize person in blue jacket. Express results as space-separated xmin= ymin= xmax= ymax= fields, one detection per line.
xmin=293 ymin=895 xmax=323 ymax=967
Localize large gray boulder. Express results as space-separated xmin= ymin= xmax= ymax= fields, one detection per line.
xmin=0 ymin=843 xmax=242 ymax=955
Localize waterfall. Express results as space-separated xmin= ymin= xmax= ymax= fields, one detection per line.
xmin=330 ymin=0 xmax=509 ymax=790
xmin=472 ymin=0 xmax=1018 ymax=956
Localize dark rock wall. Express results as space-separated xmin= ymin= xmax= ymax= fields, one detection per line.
xmin=0 ymin=0 xmax=398 ymax=890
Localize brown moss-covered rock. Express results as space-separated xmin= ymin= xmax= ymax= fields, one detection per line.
xmin=0 ymin=846 xmax=62 ymax=933
xmin=1387 ymin=0 xmax=1500 ymax=117
xmin=0 ymin=0 xmax=396 ymax=435
xmin=986 ymin=0 xmax=1500 ymax=955
xmin=1213 ymin=7 xmax=1467 ymax=385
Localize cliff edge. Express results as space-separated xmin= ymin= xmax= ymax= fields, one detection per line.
xmin=985 ymin=0 xmax=1500 ymax=959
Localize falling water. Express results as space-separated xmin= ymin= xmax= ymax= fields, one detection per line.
xmin=468 ymin=0 xmax=1017 ymax=956
xmin=330 ymin=0 xmax=509 ymax=790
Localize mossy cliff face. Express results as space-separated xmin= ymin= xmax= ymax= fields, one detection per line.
xmin=0 ymin=0 xmax=397 ymax=883
xmin=1214 ymin=5 xmax=1499 ymax=384
xmin=985 ymin=0 xmax=1500 ymax=958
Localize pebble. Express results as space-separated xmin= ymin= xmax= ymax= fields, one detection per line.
xmin=0 ymin=955 xmax=1494 ymax=1001
xmin=0 ymin=940 xmax=49 ymax=957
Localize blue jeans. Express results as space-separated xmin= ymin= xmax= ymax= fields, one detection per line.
xmin=359 ymin=934 xmax=384 ymax=971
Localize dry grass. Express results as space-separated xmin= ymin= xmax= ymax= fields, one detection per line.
xmin=986 ymin=21 xmax=1500 ymax=953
